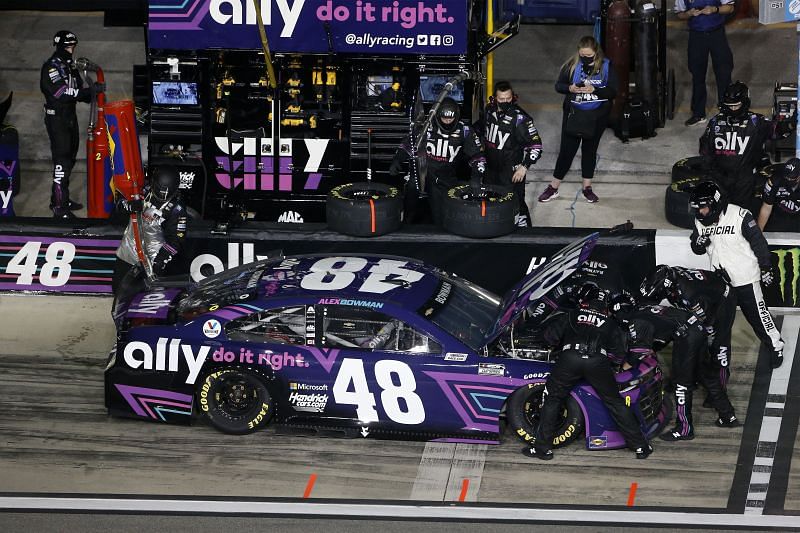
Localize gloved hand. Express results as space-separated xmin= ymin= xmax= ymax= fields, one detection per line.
xmin=388 ymin=157 xmax=403 ymax=178
xmin=126 ymin=198 xmax=144 ymax=213
xmin=675 ymin=322 xmax=689 ymax=338
xmin=694 ymin=233 xmax=710 ymax=249
xmin=152 ymin=247 xmax=175 ymax=275
xmin=704 ymin=325 xmax=716 ymax=338
xmin=93 ymin=82 xmax=106 ymax=93
xmin=761 ymin=266 xmax=776 ymax=288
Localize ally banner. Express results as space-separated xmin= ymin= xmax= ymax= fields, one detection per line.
xmin=148 ymin=0 xmax=469 ymax=54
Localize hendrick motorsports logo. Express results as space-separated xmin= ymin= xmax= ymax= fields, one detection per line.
xmin=774 ymin=247 xmax=800 ymax=306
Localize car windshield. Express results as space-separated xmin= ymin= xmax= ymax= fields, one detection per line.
xmin=421 ymin=274 xmax=501 ymax=351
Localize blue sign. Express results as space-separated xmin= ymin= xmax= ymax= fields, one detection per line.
xmin=148 ymin=0 xmax=468 ymax=55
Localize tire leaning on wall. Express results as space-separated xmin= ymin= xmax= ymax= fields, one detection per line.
xmin=671 ymin=156 xmax=707 ymax=183
xmin=665 ymin=175 xmax=702 ymax=229
xmin=440 ymin=183 xmax=517 ymax=238
xmin=326 ymin=182 xmax=403 ymax=237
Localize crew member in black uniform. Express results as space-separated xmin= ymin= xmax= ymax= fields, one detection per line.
xmin=610 ymin=291 xmax=737 ymax=439
xmin=479 ymin=81 xmax=542 ymax=227
xmin=699 ymin=82 xmax=771 ymax=212
xmin=40 ymin=30 xmax=102 ymax=218
xmin=640 ymin=265 xmax=737 ymax=405
xmin=524 ymin=283 xmax=652 ymax=460
xmin=113 ymin=166 xmax=188 ymax=299
xmin=758 ymin=157 xmax=800 ymax=232
xmin=690 ymin=181 xmax=785 ymax=369
xmin=390 ymin=97 xmax=485 ymax=222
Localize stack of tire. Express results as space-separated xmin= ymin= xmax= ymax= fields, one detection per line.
xmin=665 ymin=156 xmax=707 ymax=228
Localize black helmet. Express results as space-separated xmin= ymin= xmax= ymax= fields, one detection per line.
xmin=577 ymin=282 xmax=608 ymax=314
xmin=150 ymin=165 xmax=179 ymax=203
xmin=435 ymin=97 xmax=460 ymax=133
xmin=609 ymin=291 xmax=636 ymax=316
xmin=720 ymin=81 xmax=750 ymax=118
xmin=783 ymin=157 xmax=800 ymax=185
xmin=53 ymin=30 xmax=78 ymax=49
xmin=639 ymin=265 xmax=675 ymax=302
xmin=690 ymin=180 xmax=726 ymax=225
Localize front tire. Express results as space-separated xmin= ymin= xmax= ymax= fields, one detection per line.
xmin=507 ymin=382 xmax=584 ymax=448
xmin=198 ymin=368 xmax=273 ymax=435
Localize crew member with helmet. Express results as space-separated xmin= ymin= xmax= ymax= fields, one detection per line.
xmin=639 ymin=265 xmax=737 ymax=414
xmin=524 ymin=283 xmax=653 ymax=460
xmin=699 ymin=81 xmax=771 ymax=212
xmin=113 ymin=166 xmax=188 ymax=297
xmin=689 ymin=180 xmax=785 ymax=368
xmin=390 ymin=97 xmax=486 ymax=222
xmin=40 ymin=30 xmax=104 ymax=218
xmin=479 ymin=81 xmax=543 ymax=227
xmin=757 ymin=157 xmax=800 ymax=232
xmin=613 ymin=288 xmax=737 ymax=438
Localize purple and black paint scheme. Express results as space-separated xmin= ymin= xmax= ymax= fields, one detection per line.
xmin=105 ymin=233 xmax=669 ymax=449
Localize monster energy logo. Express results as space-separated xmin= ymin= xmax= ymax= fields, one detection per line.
xmin=773 ymin=248 xmax=800 ymax=306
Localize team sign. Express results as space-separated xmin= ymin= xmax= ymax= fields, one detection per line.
xmin=148 ymin=0 xmax=468 ymax=54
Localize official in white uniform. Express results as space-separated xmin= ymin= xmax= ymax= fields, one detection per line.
xmin=689 ymin=180 xmax=784 ymax=368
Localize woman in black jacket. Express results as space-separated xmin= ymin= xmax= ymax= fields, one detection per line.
xmin=538 ymin=36 xmax=618 ymax=204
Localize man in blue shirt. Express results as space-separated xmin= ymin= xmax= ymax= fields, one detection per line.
xmin=675 ymin=0 xmax=735 ymax=126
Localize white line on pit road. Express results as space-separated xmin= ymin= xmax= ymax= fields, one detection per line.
xmin=743 ymin=314 xmax=800 ymax=515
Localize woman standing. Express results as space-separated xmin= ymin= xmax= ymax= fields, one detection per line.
xmin=538 ymin=36 xmax=618 ymax=204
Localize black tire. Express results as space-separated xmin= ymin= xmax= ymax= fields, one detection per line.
xmin=665 ymin=176 xmax=701 ymax=229
xmin=671 ymin=156 xmax=708 ymax=182
xmin=440 ymin=183 xmax=517 ymax=239
xmin=326 ymin=182 xmax=402 ymax=237
xmin=507 ymin=382 xmax=584 ymax=448
xmin=666 ymin=68 xmax=676 ymax=121
xmin=198 ymin=368 xmax=273 ymax=435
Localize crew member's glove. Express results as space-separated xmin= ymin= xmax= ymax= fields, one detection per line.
xmin=704 ymin=325 xmax=716 ymax=337
xmin=93 ymin=82 xmax=106 ymax=93
xmin=761 ymin=266 xmax=776 ymax=288
xmin=675 ymin=322 xmax=689 ymax=338
xmin=388 ymin=157 xmax=403 ymax=178
xmin=152 ymin=247 xmax=176 ymax=275
xmin=126 ymin=198 xmax=144 ymax=213
xmin=694 ymin=233 xmax=710 ymax=249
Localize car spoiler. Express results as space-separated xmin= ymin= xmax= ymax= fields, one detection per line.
xmin=481 ymin=232 xmax=599 ymax=348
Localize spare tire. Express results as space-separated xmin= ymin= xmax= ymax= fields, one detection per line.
xmin=665 ymin=176 xmax=701 ymax=229
xmin=327 ymin=182 xmax=402 ymax=237
xmin=441 ymin=183 xmax=517 ymax=238
xmin=671 ymin=156 xmax=707 ymax=183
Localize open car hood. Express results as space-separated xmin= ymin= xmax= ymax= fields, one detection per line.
xmin=481 ymin=232 xmax=599 ymax=348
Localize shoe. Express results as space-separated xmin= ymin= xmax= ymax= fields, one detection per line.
xmin=53 ymin=210 xmax=77 ymax=219
xmin=771 ymin=349 xmax=783 ymax=369
xmin=582 ymin=187 xmax=599 ymax=203
xmin=685 ymin=116 xmax=707 ymax=126
xmin=635 ymin=444 xmax=654 ymax=459
xmin=538 ymin=185 xmax=560 ymax=203
xmin=659 ymin=427 xmax=695 ymax=441
xmin=68 ymin=199 xmax=84 ymax=211
xmin=715 ymin=414 xmax=741 ymax=428
xmin=522 ymin=445 xmax=553 ymax=461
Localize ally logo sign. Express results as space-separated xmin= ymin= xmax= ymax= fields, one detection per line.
xmin=148 ymin=0 xmax=467 ymax=54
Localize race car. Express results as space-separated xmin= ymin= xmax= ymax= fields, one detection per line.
xmin=105 ymin=233 xmax=669 ymax=450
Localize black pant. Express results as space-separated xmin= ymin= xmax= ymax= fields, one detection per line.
xmin=687 ymin=27 xmax=733 ymax=118
xmin=734 ymin=282 xmax=784 ymax=353
xmin=673 ymin=327 xmax=735 ymax=421
xmin=553 ymin=111 xmax=608 ymax=181
xmin=44 ymin=109 xmax=79 ymax=214
xmin=709 ymin=286 xmax=737 ymax=390
xmin=535 ymin=349 xmax=648 ymax=452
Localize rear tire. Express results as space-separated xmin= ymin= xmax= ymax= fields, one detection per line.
xmin=441 ymin=183 xmax=517 ymax=239
xmin=198 ymin=368 xmax=273 ymax=435
xmin=507 ymin=382 xmax=584 ymax=448
xmin=327 ymin=182 xmax=402 ymax=237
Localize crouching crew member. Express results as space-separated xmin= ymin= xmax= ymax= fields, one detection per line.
xmin=523 ymin=284 xmax=652 ymax=460
xmin=390 ymin=97 xmax=486 ymax=222
xmin=757 ymin=157 xmax=800 ymax=232
xmin=689 ymin=180 xmax=785 ymax=368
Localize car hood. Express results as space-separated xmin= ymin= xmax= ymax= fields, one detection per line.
xmin=481 ymin=232 xmax=599 ymax=348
